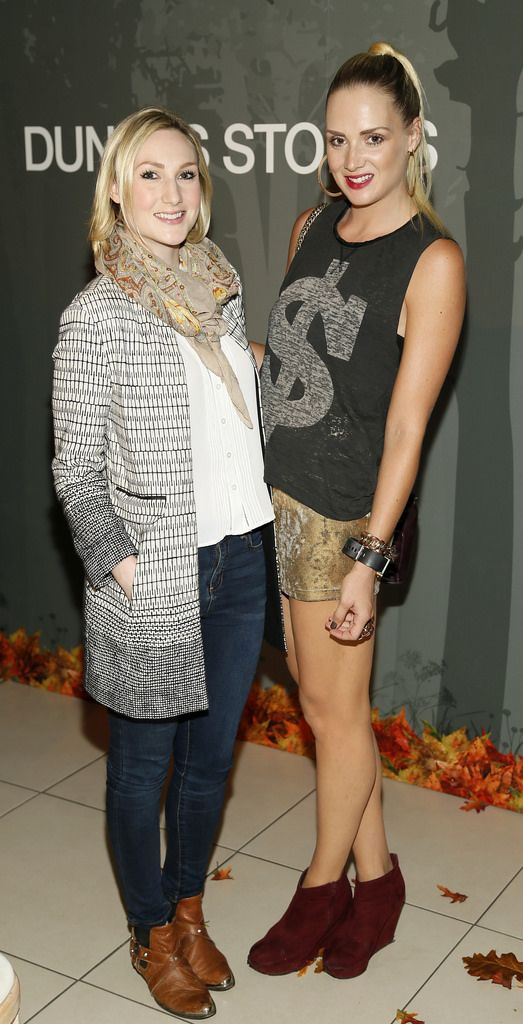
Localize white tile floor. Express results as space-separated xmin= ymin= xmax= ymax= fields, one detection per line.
xmin=0 ymin=680 xmax=522 ymax=1023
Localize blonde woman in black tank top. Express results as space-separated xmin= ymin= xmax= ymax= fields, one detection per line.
xmin=248 ymin=43 xmax=465 ymax=980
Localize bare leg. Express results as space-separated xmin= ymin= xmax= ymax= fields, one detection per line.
xmin=351 ymin=735 xmax=391 ymax=881
xmin=284 ymin=596 xmax=391 ymax=886
xmin=248 ymin=595 xmax=398 ymax=977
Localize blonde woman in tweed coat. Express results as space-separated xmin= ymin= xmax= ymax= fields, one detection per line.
xmin=52 ymin=107 xmax=278 ymax=1020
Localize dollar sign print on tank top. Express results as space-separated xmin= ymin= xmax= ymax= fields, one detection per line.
xmin=262 ymin=200 xmax=442 ymax=520
xmin=261 ymin=259 xmax=367 ymax=441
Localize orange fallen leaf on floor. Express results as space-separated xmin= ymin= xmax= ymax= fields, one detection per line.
xmin=460 ymin=797 xmax=488 ymax=813
xmin=437 ymin=884 xmax=468 ymax=904
xmin=297 ymin=950 xmax=325 ymax=977
xmin=296 ymin=958 xmax=315 ymax=977
xmin=395 ymin=1011 xmax=425 ymax=1023
xmin=463 ymin=950 xmax=523 ymax=989
xmin=210 ymin=865 xmax=233 ymax=881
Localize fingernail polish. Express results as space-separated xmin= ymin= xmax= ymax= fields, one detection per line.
xmin=329 ymin=620 xmax=338 ymax=630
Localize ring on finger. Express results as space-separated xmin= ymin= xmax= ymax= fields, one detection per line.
xmin=359 ymin=618 xmax=375 ymax=640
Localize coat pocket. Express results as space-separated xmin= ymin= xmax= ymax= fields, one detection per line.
xmin=112 ymin=486 xmax=166 ymax=529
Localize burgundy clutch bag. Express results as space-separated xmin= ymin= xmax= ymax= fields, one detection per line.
xmin=383 ymin=494 xmax=418 ymax=585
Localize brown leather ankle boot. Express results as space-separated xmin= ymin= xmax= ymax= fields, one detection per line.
xmin=247 ymin=871 xmax=352 ymax=975
xmin=130 ymin=920 xmax=215 ymax=1019
xmin=323 ymin=853 xmax=405 ymax=979
xmin=173 ymin=894 xmax=235 ymax=991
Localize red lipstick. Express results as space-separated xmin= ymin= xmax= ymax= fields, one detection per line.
xmin=344 ymin=174 xmax=374 ymax=190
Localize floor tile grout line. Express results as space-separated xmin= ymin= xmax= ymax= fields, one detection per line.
xmin=80 ymin=977 xmax=177 ymax=1017
xmin=472 ymin=863 xmax=523 ymax=928
xmin=230 ymin=787 xmax=317 ymax=856
xmin=226 ymin=849 xmax=304 ymax=873
xmin=78 ymin=937 xmax=131 ymax=983
xmin=23 ymin=979 xmax=78 ymax=1024
xmin=0 ymin=790 xmax=42 ymax=820
xmin=4 ymin=780 xmax=317 ymax=836
xmin=403 ymin=896 xmax=523 ymax=935
xmin=0 ymin=752 xmax=107 ymax=805
xmin=0 ymin=778 xmax=40 ymax=794
xmin=475 ymin=923 xmax=523 ymax=942
xmin=401 ymin=897 xmax=523 ymax=929
xmin=390 ymin=921 xmax=477 ymax=1024
xmin=396 ymin=900 xmax=474 ymax=928
xmin=24 ymin=977 xmax=170 ymax=1022
xmin=209 ymin=844 xmax=238 ymax=857
xmin=0 ymin=949 xmax=77 ymax=982
xmin=41 ymin=752 xmax=107 ymax=793
xmin=205 ymin=848 xmax=242 ymax=875
xmin=40 ymin=790 xmax=107 ymax=814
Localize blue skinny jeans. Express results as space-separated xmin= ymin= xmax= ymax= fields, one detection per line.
xmin=106 ymin=530 xmax=266 ymax=927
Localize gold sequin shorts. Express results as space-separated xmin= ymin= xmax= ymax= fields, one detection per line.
xmin=272 ymin=488 xmax=370 ymax=602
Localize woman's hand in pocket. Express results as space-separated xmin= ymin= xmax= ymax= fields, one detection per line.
xmin=112 ymin=554 xmax=137 ymax=602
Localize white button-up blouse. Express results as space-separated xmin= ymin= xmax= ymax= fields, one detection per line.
xmin=176 ymin=330 xmax=274 ymax=547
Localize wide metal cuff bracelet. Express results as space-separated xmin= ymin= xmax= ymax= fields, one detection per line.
xmin=342 ymin=537 xmax=391 ymax=576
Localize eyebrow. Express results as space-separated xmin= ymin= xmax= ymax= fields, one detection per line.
xmin=135 ymin=159 xmax=198 ymax=169
xmin=326 ymin=126 xmax=390 ymax=136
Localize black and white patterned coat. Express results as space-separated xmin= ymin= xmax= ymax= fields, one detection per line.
xmin=52 ymin=272 xmax=257 ymax=719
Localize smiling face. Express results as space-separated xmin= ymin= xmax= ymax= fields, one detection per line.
xmin=111 ymin=128 xmax=201 ymax=267
xmin=325 ymin=84 xmax=420 ymax=214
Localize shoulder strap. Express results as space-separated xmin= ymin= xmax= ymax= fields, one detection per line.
xmin=295 ymin=203 xmax=328 ymax=253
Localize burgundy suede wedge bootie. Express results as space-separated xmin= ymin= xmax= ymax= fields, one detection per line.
xmin=247 ymin=871 xmax=352 ymax=975
xmin=323 ymin=853 xmax=405 ymax=979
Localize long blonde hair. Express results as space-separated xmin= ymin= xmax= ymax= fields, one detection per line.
xmin=326 ymin=41 xmax=447 ymax=235
xmin=89 ymin=106 xmax=212 ymax=259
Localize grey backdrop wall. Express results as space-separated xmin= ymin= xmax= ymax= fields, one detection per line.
xmin=2 ymin=0 xmax=522 ymax=749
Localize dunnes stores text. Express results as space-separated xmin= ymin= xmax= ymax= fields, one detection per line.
xmin=25 ymin=122 xmax=439 ymax=175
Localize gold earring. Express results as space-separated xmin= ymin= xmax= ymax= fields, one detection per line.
xmin=406 ymin=151 xmax=417 ymax=198
xmin=317 ymin=154 xmax=342 ymax=198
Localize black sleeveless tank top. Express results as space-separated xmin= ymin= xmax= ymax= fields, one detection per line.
xmin=261 ymin=200 xmax=442 ymax=519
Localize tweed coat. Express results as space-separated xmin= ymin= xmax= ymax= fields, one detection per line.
xmin=52 ymin=271 xmax=278 ymax=719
